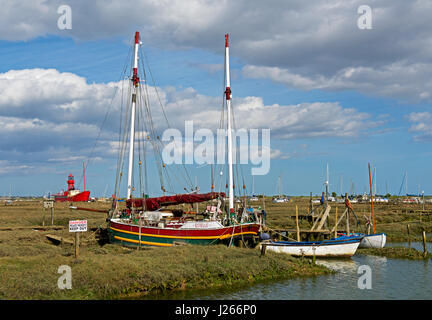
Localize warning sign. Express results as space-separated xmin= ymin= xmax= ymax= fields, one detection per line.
xmin=69 ymin=220 xmax=87 ymax=232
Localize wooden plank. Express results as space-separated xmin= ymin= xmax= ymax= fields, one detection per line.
xmin=330 ymin=208 xmax=348 ymax=233
xmin=0 ymin=225 xmax=66 ymax=231
xmin=315 ymin=205 xmax=331 ymax=231
xmin=310 ymin=207 xmax=324 ymax=231
xmin=46 ymin=234 xmax=73 ymax=245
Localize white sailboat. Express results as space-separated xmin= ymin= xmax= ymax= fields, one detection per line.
xmin=359 ymin=163 xmax=386 ymax=248
xmin=272 ymin=174 xmax=289 ymax=203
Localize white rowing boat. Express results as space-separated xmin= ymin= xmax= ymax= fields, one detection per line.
xmin=260 ymin=235 xmax=363 ymax=258
xmin=359 ymin=233 xmax=386 ymax=248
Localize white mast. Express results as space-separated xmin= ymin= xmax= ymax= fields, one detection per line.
xmin=406 ymin=171 xmax=408 ymax=195
xmin=127 ymin=31 xmax=140 ymax=200
xmin=252 ymin=175 xmax=255 ymax=195
xmin=325 ymin=163 xmax=329 ymax=200
xmin=278 ymin=175 xmax=282 ymax=197
xmin=225 ymin=34 xmax=234 ymax=212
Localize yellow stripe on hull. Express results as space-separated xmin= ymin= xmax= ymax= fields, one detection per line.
xmin=113 ymin=235 xmax=173 ymax=247
xmin=110 ymin=226 xmax=257 ymax=240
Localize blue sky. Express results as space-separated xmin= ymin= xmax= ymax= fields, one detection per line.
xmin=0 ymin=1 xmax=431 ymax=198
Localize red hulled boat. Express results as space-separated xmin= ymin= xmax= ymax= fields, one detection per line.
xmin=105 ymin=32 xmax=262 ymax=247
xmin=54 ymin=164 xmax=90 ymax=202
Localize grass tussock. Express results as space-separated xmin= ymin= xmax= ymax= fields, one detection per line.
xmin=0 ymin=200 xmax=330 ymax=299
xmin=1 ymin=198 xmax=431 ymax=299
xmin=357 ymin=247 xmax=432 ymax=260
xmin=0 ymin=243 xmax=329 ymax=299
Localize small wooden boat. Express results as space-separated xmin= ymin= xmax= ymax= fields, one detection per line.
xmin=358 ymin=163 xmax=386 ymax=248
xmin=260 ymin=235 xmax=363 ymax=258
xmin=359 ymin=233 xmax=386 ymax=248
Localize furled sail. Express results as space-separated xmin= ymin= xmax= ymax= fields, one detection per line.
xmin=126 ymin=192 xmax=226 ymax=211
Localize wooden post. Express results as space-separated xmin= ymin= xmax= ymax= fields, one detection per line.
xmin=422 ymin=191 xmax=425 ymax=211
xmin=345 ymin=194 xmax=350 ymax=235
xmin=407 ymin=224 xmax=410 ymax=239
xmin=239 ymin=238 xmax=244 ymax=248
xmin=74 ymin=232 xmax=79 ymax=259
xmin=323 ymin=192 xmax=328 ymax=229
xmin=334 ymin=207 xmax=338 ymax=238
xmin=138 ymin=218 xmax=142 ymax=250
xmin=309 ymin=192 xmax=313 ymax=213
xmin=260 ymin=243 xmax=266 ymax=257
xmin=312 ymin=247 xmax=316 ymax=264
xmin=422 ymin=230 xmax=428 ymax=258
xmin=310 ymin=192 xmax=315 ymax=225
xmin=51 ymin=207 xmax=54 ymax=225
xmin=315 ymin=205 xmax=331 ymax=231
xmin=368 ymin=163 xmax=376 ymax=234
xmin=296 ymin=205 xmax=300 ymax=242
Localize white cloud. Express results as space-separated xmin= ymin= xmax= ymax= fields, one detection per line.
xmin=0 ymin=68 xmax=383 ymax=175
xmin=407 ymin=112 xmax=432 ymax=142
xmin=243 ymin=62 xmax=432 ymax=103
xmin=1 ymin=1 xmax=432 ymax=102
xmin=0 ymin=160 xmax=34 ymax=175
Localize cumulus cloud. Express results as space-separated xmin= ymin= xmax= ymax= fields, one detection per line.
xmin=0 ymin=68 xmax=382 ymax=174
xmin=1 ymin=1 xmax=432 ymax=102
xmin=0 ymin=160 xmax=34 ymax=175
xmin=243 ymin=62 xmax=432 ymax=103
xmin=407 ymin=112 xmax=432 ymax=142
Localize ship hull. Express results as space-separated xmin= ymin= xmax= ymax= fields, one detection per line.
xmin=261 ymin=236 xmax=363 ymax=258
xmin=54 ymin=191 xmax=90 ymax=202
xmin=109 ymin=219 xmax=260 ymax=247
xmin=359 ymin=233 xmax=386 ymax=248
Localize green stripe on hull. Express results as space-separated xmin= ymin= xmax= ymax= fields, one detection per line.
xmin=109 ymin=229 xmax=220 ymax=247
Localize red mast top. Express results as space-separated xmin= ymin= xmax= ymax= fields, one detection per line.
xmin=225 ymin=33 xmax=231 ymax=101
xmin=132 ymin=31 xmax=140 ymax=87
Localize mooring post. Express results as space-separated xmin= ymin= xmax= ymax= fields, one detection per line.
xmin=345 ymin=193 xmax=350 ymax=235
xmin=423 ymin=191 xmax=425 ymax=211
xmin=51 ymin=207 xmax=54 ymax=225
xmin=334 ymin=207 xmax=338 ymax=238
xmin=296 ymin=205 xmax=300 ymax=242
xmin=74 ymin=232 xmax=79 ymax=259
xmin=138 ymin=218 xmax=142 ymax=250
xmin=260 ymin=243 xmax=266 ymax=257
xmin=422 ymin=230 xmax=428 ymax=258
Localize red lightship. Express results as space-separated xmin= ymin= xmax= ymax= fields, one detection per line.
xmin=54 ymin=162 xmax=90 ymax=202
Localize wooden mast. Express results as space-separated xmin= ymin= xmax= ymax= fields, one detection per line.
xmin=127 ymin=31 xmax=140 ymax=200
xmin=368 ymin=163 xmax=376 ymax=234
xmin=83 ymin=160 xmax=85 ymax=191
xmin=225 ymin=34 xmax=234 ymax=212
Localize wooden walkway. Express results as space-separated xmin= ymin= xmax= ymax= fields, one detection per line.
xmin=0 ymin=225 xmax=65 ymax=231
xmin=263 ymin=227 xmax=332 ymax=242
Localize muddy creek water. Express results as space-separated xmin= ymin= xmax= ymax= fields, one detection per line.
xmin=146 ymin=242 xmax=432 ymax=300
